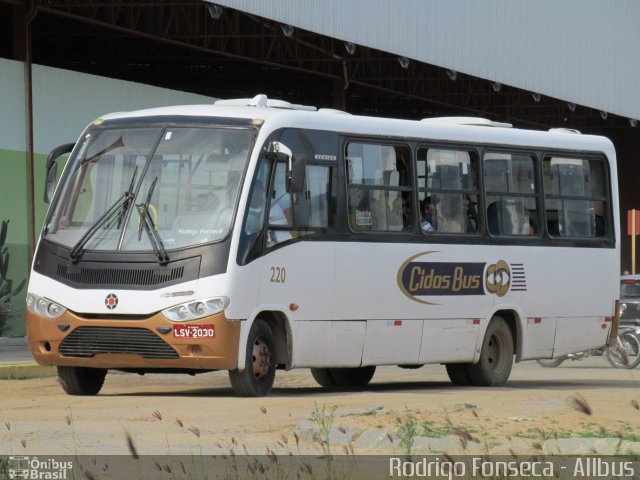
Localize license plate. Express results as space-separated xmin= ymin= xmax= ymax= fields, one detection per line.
xmin=173 ymin=324 xmax=215 ymax=339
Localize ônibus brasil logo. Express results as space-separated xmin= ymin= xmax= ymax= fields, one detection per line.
xmin=105 ymin=293 xmax=118 ymax=310
xmin=8 ymin=456 xmax=73 ymax=479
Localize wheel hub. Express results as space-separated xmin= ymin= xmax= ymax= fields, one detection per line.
xmin=487 ymin=333 xmax=506 ymax=371
xmin=252 ymin=337 xmax=271 ymax=379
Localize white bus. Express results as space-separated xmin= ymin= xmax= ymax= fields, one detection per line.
xmin=26 ymin=95 xmax=620 ymax=396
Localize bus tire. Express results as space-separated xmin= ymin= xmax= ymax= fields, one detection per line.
xmin=329 ymin=366 xmax=376 ymax=388
xmin=229 ymin=319 xmax=276 ymax=397
xmin=310 ymin=368 xmax=337 ymax=387
xmin=57 ymin=366 xmax=107 ymax=396
xmin=465 ymin=316 xmax=514 ymax=386
xmin=445 ymin=364 xmax=472 ymax=386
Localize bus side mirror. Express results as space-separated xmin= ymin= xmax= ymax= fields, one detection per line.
xmin=267 ymin=141 xmax=306 ymax=193
xmin=286 ymin=155 xmax=306 ymax=194
xmin=44 ymin=142 xmax=74 ymax=204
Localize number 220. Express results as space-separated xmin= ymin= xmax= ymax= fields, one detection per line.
xmin=270 ymin=266 xmax=286 ymax=283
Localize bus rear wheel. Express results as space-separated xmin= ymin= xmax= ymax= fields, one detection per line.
xmin=465 ymin=316 xmax=514 ymax=386
xmin=445 ymin=364 xmax=472 ymax=386
xmin=311 ymin=366 xmax=376 ymax=388
xmin=229 ymin=319 xmax=276 ymax=397
xmin=57 ymin=366 xmax=107 ymax=395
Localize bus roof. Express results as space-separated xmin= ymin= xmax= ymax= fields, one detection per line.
xmin=96 ymin=95 xmax=616 ymax=157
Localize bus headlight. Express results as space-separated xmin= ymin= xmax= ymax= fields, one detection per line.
xmin=26 ymin=293 xmax=66 ymax=319
xmin=162 ymin=297 xmax=229 ymax=322
xmin=177 ymin=306 xmax=190 ymax=320
xmin=193 ymin=302 xmax=207 ymax=316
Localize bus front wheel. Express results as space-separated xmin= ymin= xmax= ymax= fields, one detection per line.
xmin=57 ymin=366 xmax=107 ymax=395
xmin=465 ymin=316 xmax=514 ymax=386
xmin=229 ymin=319 xmax=276 ymax=397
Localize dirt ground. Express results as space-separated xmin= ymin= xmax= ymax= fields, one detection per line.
xmin=2 ymin=358 xmax=640 ymax=456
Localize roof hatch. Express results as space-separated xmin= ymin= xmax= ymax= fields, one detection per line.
xmin=214 ymin=94 xmax=317 ymax=111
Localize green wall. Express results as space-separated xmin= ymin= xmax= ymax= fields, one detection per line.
xmin=0 ymin=149 xmax=64 ymax=336
xmin=0 ymin=149 xmax=29 ymax=336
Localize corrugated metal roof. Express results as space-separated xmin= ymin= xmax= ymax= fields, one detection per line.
xmin=211 ymin=0 xmax=640 ymax=121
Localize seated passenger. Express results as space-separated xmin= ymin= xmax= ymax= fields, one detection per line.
xmin=548 ymin=218 xmax=562 ymax=236
xmin=420 ymin=197 xmax=434 ymax=233
xmin=436 ymin=196 xmax=464 ymax=233
xmin=487 ymin=200 xmax=533 ymax=236
xmin=401 ymin=199 xmax=412 ymax=231
xmin=391 ymin=196 xmax=412 ymax=231
xmin=268 ymin=198 xmax=293 ymax=245
xmin=464 ymin=195 xmax=479 ymax=233
xmin=487 ymin=201 xmax=501 ymax=235
xmin=511 ymin=201 xmax=532 ymax=235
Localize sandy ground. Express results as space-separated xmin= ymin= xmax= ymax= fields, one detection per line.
xmin=1 ymin=358 xmax=640 ymax=456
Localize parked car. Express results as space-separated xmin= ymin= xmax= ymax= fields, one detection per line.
xmin=620 ymin=275 xmax=640 ymax=326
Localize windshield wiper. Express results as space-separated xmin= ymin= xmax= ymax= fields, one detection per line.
xmin=67 ymin=137 xmax=125 ymax=180
xmin=69 ymin=166 xmax=138 ymax=261
xmin=136 ymin=176 xmax=169 ymax=265
xmin=117 ymin=165 xmax=139 ymax=229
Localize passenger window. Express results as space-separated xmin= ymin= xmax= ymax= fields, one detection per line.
xmin=417 ymin=148 xmax=479 ymax=234
xmin=484 ymin=153 xmax=538 ymax=236
xmin=346 ymin=143 xmax=412 ymax=232
xmin=543 ymin=157 xmax=608 ymax=238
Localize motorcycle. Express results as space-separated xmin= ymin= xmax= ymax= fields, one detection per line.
xmin=536 ymin=325 xmax=640 ymax=369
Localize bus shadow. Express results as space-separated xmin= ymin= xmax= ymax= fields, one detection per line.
xmin=100 ymin=377 xmax=638 ymax=398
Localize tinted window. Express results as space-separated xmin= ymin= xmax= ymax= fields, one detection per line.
xmin=484 ymin=153 xmax=539 ymax=236
xmin=346 ymin=143 xmax=412 ymax=232
xmin=543 ymin=157 xmax=608 ymax=238
xmin=417 ymin=147 xmax=479 ymax=234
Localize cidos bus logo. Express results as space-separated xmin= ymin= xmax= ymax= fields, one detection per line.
xmin=397 ymin=251 xmax=484 ymax=305
xmin=105 ymin=293 xmax=118 ymax=310
xmin=397 ymin=252 xmax=521 ymax=304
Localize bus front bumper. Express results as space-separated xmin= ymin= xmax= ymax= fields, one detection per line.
xmin=26 ymin=309 xmax=240 ymax=371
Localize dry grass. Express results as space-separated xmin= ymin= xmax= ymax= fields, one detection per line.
xmin=0 ymin=364 xmax=56 ymax=380
xmin=327 ymin=398 xmax=640 ymax=449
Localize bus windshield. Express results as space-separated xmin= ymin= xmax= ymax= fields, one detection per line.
xmin=44 ymin=125 xmax=255 ymax=253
